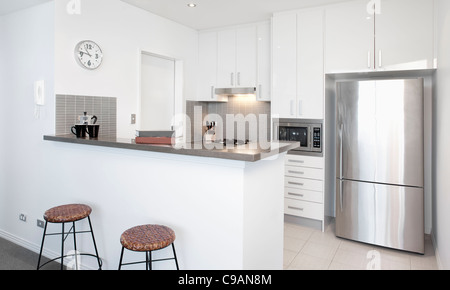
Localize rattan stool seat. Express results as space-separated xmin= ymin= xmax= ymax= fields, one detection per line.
xmin=44 ymin=204 xmax=92 ymax=223
xmin=120 ymin=225 xmax=176 ymax=252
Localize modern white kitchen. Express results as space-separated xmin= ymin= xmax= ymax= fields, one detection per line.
xmin=0 ymin=0 xmax=450 ymax=272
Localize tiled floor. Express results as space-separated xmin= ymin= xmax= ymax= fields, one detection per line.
xmin=284 ymin=220 xmax=438 ymax=270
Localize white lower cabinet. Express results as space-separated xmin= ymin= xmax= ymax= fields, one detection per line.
xmin=284 ymin=154 xmax=325 ymax=231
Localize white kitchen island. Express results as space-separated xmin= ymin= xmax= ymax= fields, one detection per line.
xmin=42 ymin=135 xmax=298 ymax=270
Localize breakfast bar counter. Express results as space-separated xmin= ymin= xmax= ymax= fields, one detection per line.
xmin=42 ymin=134 xmax=299 ymax=270
xmin=43 ymin=134 xmax=299 ymax=162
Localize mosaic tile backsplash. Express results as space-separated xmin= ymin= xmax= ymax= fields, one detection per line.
xmin=55 ymin=95 xmax=117 ymax=137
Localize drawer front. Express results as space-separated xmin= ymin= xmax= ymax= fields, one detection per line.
xmin=285 ymin=155 xmax=324 ymax=169
xmin=284 ymin=198 xmax=324 ymax=220
xmin=284 ymin=187 xmax=323 ymax=203
xmin=285 ymin=166 xmax=323 ymax=180
xmin=285 ymin=176 xmax=323 ymax=192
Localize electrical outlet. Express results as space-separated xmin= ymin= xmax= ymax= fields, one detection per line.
xmin=37 ymin=219 xmax=45 ymax=228
xmin=19 ymin=214 xmax=27 ymax=222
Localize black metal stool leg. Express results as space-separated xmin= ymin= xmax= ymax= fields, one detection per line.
xmin=72 ymin=221 xmax=78 ymax=270
xmin=148 ymin=251 xmax=152 ymax=270
xmin=172 ymin=243 xmax=179 ymax=270
xmin=118 ymin=246 xmax=125 ymax=270
xmin=87 ymin=216 xmax=102 ymax=269
xmin=60 ymin=223 xmax=65 ymax=270
xmin=37 ymin=221 xmax=48 ymax=270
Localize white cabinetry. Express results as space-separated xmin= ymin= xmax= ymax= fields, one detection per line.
xmin=375 ymin=0 xmax=435 ymax=71
xmin=197 ymin=31 xmax=228 ymax=102
xmin=297 ymin=9 xmax=324 ymax=119
xmin=325 ymin=0 xmax=435 ymax=73
xmin=256 ymin=22 xmax=271 ymax=101
xmin=272 ymin=12 xmax=297 ymax=117
xmin=284 ymin=154 xmax=325 ymax=232
xmin=272 ymin=9 xmax=324 ymax=119
xmin=198 ymin=22 xmax=270 ymax=102
xmin=217 ymin=26 xmax=257 ymax=88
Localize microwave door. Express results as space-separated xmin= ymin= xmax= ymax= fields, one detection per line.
xmin=289 ymin=127 xmax=308 ymax=148
xmin=279 ymin=127 xmax=287 ymax=141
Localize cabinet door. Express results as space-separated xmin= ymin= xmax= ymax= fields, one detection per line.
xmin=297 ymin=9 xmax=324 ymax=119
xmin=198 ymin=31 xmax=218 ymax=101
xmin=217 ymin=29 xmax=236 ymax=88
xmin=256 ymin=22 xmax=271 ymax=101
xmin=325 ymin=0 xmax=375 ymax=73
xmin=272 ymin=13 xmax=297 ymax=118
xmin=236 ymin=26 xmax=257 ymax=88
xmin=375 ymin=0 xmax=435 ymax=70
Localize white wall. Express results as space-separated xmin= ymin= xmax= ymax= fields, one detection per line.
xmin=433 ymin=0 xmax=450 ymax=270
xmin=0 ymin=1 xmax=55 ymax=247
xmin=0 ymin=15 xmax=6 ymax=223
xmin=54 ymin=0 xmax=198 ymax=138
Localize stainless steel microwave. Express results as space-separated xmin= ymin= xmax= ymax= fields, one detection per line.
xmin=273 ymin=119 xmax=323 ymax=156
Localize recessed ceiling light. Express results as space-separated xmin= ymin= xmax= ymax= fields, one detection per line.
xmin=187 ymin=3 xmax=197 ymax=8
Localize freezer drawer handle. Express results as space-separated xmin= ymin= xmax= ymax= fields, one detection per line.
xmin=288 ymin=159 xmax=304 ymax=164
xmin=287 ymin=192 xmax=304 ymax=197
xmin=288 ymin=170 xmax=304 ymax=175
xmin=288 ymin=181 xmax=304 ymax=186
xmin=288 ymin=206 xmax=304 ymax=211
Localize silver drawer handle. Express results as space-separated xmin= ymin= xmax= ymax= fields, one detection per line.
xmin=288 ymin=182 xmax=304 ymax=186
xmin=288 ymin=206 xmax=304 ymax=211
xmin=288 ymin=160 xmax=304 ymax=163
xmin=288 ymin=192 xmax=304 ymax=197
xmin=288 ymin=170 xmax=304 ymax=175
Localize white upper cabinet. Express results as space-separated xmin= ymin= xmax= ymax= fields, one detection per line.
xmin=236 ymin=26 xmax=258 ymax=88
xmin=272 ymin=9 xmax=325 ymax=119
xmin=217 ymin=26 xmax=257 ymax=88
xmin=375 ymin=0 xmax=435 ymax=71
xmin=197 ymin=31 xmax=228 ymax=102
xmin=297 ymin=9 xmax=324 ymax=119
xmin=325 ymin=0 xmax=435 ymax=73
xmin=272 ymin=12 xmax=297 ymax=118
xmin=256 ymin=22 xmax=271 ymax=101
xmin=325 ymin=1 xmax=375 ymax=73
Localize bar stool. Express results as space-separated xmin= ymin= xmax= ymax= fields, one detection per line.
xmin=118 ymin=224 xmax=179 ymax=270
xmin=37 ymin=204 xmax=102 ymax=270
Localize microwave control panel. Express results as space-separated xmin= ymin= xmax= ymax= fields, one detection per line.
xmin=313 ymin=127 xmax=321 ymax=149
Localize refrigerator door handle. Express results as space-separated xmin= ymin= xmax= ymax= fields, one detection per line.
xmin=339 ymin=123 xmax=343 ymax=180
xmin=339 ymin=123 xmax=344 ymax=211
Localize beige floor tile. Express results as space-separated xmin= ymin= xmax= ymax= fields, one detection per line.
xmin=283 ymin=249 xmax=298 ymax=268
xmin=332 ymin=247 xmax=369 ymax=269
xmin=328 ymin=261 xmax=361 ymax=270
xmin=284 ymin=236 xmax=307 ymax=252
xmin=283 ymin=220 xmax=439 ymax=271
xmin=287 ymin=252 xmax=331 ymax=270
xmin=284 ymin=222 xmax=314 ymax=241
xmin=301 ymin=240 xmax=339 ymax=261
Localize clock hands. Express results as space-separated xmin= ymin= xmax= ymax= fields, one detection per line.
xmin=75 ymin=41 xmax=103 ymax=69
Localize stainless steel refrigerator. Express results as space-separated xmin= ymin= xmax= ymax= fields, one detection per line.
xmin=336 ymin=78 xmax=424 ymax=254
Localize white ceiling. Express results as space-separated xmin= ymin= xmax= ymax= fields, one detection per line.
xmin=0 ymin=0 xmax=348 ymax=29
xmin=0 ymin=0 xmax=51 ymax=16
xmin=120 ymin=0 xmax=348 ymax=30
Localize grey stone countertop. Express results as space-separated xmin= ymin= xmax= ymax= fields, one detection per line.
xmin=43 ymin=134 xmax=300 ymax=162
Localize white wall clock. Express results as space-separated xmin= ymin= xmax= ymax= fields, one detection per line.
xmin=74 ymin=40 xmax=103 ymax=70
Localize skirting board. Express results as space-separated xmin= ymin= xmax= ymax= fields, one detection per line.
xmin=431 ymin=232 xmax=444 ymax=270
xmin=0 ymin=229 xmax=97 ymax=270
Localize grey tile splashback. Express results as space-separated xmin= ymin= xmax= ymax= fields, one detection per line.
xmin=56 ymin=95 xmax=117 ymax=137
